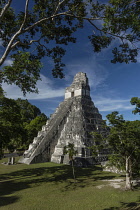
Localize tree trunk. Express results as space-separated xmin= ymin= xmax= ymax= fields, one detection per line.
xmin=71 ymin=159 xmax=76 ymax=183
xmin=11 ymin=157 xmax=15 ymax=165
xmin=129 ymin=158 xmax=133 ymax=180
xmin=125 ymin=156 xmax=132 ymax=190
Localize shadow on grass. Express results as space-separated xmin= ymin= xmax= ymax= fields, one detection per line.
xmin=0 ymin=196 xmax=19 ymax=207
xmin=0 ymin=163 xmax=121 ymax=207
xmin=103 ymin=197 xmax=140 ymax=210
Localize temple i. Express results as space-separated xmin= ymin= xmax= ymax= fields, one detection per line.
xmin=19 ymin=72 xmax=107 ymax=165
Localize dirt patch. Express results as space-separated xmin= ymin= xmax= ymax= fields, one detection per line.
xmin=96 ymin=179 xmax=125 ymax=189
xmin=96 ymin=178 xmax=140 ymax=189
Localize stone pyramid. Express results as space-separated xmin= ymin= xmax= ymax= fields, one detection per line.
xmin=19 ymin=72 xmax=105 ymax=165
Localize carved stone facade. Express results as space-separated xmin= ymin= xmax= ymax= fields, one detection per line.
xmin=19 ymin=72 xmax=106 ymax=165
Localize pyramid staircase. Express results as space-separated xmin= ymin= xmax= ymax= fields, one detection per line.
xmin=19 ymin=98 xmax=73 ymax=164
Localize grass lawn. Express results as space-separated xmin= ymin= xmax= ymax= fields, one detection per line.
xmin=0 ymin=157 xmax=139 ymax=210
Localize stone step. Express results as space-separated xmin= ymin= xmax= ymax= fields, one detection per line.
xmin=19 ymin=99 xmax=74 ymax=164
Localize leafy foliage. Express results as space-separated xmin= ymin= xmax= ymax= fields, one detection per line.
xmin=63 ymin=143 xmax=77 ymax=161
xmin=0 ymin=97 xmax=48 ymax=153
xmin=107 ymin=154 xmax=125 ymax=171
xmin=89 ymin=120 xmax=110 ymax=157
xmin=106 ymin=112 xmax=140 ymax=164
xmin=16 ymin=98 xmax=41 ymax=123
xmin=0 ymin=97 xmax=23 ymax=153
xmin=0 ymin=0 xmax=140 ymax=95
xmin=106 ymin=111 xmax=140 ymax=189
xmin=90 ymin=131 xmax=106 ymax=157
xmin=2 ymin=51 xmax=42 ymax=96
xmin=63 ymin=142 xmax=77 ymax=182
xmin=25 ymin=113 xmax=48 ymax=146
xmin=130 ymin=97 xmax=140 ymax=115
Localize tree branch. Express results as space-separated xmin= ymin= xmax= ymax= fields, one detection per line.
xmin=88 ymin=19 xmax=126 ymax=40
xmin=0 ymin=0 xmax=12 ymax=21
xmin=54 ymin=0 xmax=66 ymax=16
xmin=0 ymin=10 xmax=115 ymax=66
xmin=19 ymin=0 xmax=30 ymax=31
xmin=0 ymin=31 xmax=19 ymax=65
xmin=23 ymin=13 xmax=102 ymax=34
xmin=0 ymin=12 xmax=66 ymax=66
xmin=0 ymin=0 xmax=137 ymax=67
xmin=11 ymin=39 xmax=40 ymax=49
xmin=0 ymin=0 xmax=30 ymax=66
xmin=127 ymin=148 xmax=136 ymax=160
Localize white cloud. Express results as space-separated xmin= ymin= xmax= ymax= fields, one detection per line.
xmin=65 ymin=56 xmax=108 ymax=90
xmin=2 ymin=74 xmax=65 ymax=100
xmin=2 ymin=52 xmax=135 ymax=115
xmin=2 ymin=55 xmax=108 ymax=101
xmin=93 ymin=96 xmax=132 ymax=112
xmin=3 ymin=58 xmax=13 ymax=66
xmin=2 ymin=69 xmax=134 ymax=115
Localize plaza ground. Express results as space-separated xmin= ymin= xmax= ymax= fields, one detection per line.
xmin=0 ymin=158 xmax=139 ymax=210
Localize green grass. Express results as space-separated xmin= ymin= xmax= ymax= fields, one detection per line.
xmin=0 ymin=157 xmax=139 ymax=210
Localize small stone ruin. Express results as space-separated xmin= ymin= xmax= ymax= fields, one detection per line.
xmin=19 ymin=72 xmax=107 ymax=165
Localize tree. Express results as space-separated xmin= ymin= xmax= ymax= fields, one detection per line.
xmin=90 ymin=131 xmax=106 ymax=157
xmin=15 ymin=99 xmax=48 ymax=148
xmin=25 ymin=113 xmax=48 ymax=146
xmin=106 ymin=111 xmax=140 ymax=190
xmin=130 ymin=97 xmax=140 ymax=115
xmin=89 ymin=120 xmax=110 ymax=162
xmin=0 ymin=97 xmax=23 ymax=155
xmin=16 ymin=98 xmax=41 ymax=124
xmin=0 ymin=97 xmax=48 ymax=154
xmin=63 ymin=143 xmax=77 ymax=182
xmin=1 ymin=0 xmax=140 ymax=95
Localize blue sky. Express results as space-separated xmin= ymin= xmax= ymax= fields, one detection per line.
xmin=1 ymin=2 xmax=140 ymax=121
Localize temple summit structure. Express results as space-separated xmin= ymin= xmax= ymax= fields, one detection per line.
xmin=19 ymin=72 xmax=106 ymax=165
